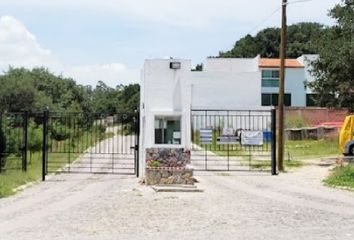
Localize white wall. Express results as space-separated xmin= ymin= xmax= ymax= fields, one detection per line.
xmin=191 ymin=71 xmax=261 ymax=109
xmin=297 ymin=54 xmax=319 ymax=94
xmin=140 ymin=59 xmax=191 ymax=177
xmin=203 ymin=56 xmax=259 ymax=73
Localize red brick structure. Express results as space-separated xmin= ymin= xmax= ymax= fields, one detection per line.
xmin=284 ymin=107 xmax=349 ymax=126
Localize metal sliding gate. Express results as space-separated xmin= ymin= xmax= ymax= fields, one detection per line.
xmin=0 ymin=111 xmax=139 ymax=179
xmin=191 ymin=109 xmax=276 ymax=173
xmin=43 ymin=112 xmax=139 ymax=177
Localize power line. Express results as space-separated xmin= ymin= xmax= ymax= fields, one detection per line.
xmin=246 ymin=6 xmax=281 ymax=35
xmin=246 ymin=0 xmax=313 ymax=36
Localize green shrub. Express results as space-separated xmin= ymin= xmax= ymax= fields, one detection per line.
xmin=28 ymin=122 xmax=42 ymax=162
xmin=285 ymin=115 xmax=308 ymax=128
xmin=94 ymin=123 xmax=106 ymax=133
xmin=0 ymin=124 xmax=6 ymax=168
xmin=148 ymin=160 xmax=161 ymax=168
xmin=50 ymin=123 xmax=73 ymax=141
xmin=91 ymin=123 xmax=107 ymax=140
xmin=324 ymin=165 xmax=354 ymax=189
xmin=5 ymin=130 xmax=22 ymax=154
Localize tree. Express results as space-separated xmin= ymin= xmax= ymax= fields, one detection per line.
xmin=0 ymin=67 xmax=140 ymax=116
xmin=192 ymin=64 xmax=203 ymax=71
xmin=91 ymin=81 xmax=120 ymax=114
xmin=0 ymin=122 xmax=5 ymax=169
xmin=117 ymin=84 xmax=140 ymax=113
xmin=27 ymin=121 xmax=42 ymax=163
xmin=308 ymin=0 xmax=354 ymax=111
xmin=0 ymin=68 xmax=38 ymax=113
xmin=0 ymin=67 xmax=93 ymax=114
xmin=219 ymin=22 xmax=326 ymax=58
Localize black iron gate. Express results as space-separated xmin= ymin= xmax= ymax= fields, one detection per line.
xmin=0 ymin=111 xmax=139 ymax=179
xmin=0 ymin=112 xmax=28 ymax=173
xmin=191 ymin=109 xmax=276 ymax=174
xmin=43 ymin=112 xmax=139 ymax=179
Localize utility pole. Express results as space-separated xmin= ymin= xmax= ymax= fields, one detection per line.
xmin=277 ymin=0 xmax=287 ymax=172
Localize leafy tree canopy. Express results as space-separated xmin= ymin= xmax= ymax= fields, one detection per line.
xmin=308 ymin=0 xmax=354 ymax=111
xmin=219 ymin=22 xmax=326 ymax=58
xmin=0 ymin=67 xmax=140 ymax=114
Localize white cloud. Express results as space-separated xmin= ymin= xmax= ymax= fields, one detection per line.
xmin=0 ymin=0 xmax=341 ymax=28
xmin=64 ymin=64 xmax=139 ymax=87
xmin=0 ymin=15 xmax=55 ymax=69
xmin=0 ymin=16 xmax=139 ymax=87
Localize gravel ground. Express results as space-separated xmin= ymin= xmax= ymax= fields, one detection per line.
xmin=1 ymin=164 xmax=354 ymax=240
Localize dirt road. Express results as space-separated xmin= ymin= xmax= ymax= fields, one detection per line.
xmin=1 ymin=163 xmax=354 ymax=240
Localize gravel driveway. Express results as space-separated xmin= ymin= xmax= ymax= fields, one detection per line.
xmin=1 ymin=163 xmax=354 ymax=240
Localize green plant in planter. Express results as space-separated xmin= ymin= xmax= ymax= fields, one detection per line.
xmin=148 ymin=160 xmax=161 ymax=168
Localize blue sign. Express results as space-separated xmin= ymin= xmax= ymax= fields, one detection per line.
xmin=200 ymin=128 xmax=213 ymax=144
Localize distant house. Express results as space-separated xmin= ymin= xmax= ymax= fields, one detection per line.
xmin=197 ymin=54 xmax=318 ymax=108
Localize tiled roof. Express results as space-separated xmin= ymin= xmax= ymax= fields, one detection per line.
xmin=259 ymin=58 xmax=304 ymax=68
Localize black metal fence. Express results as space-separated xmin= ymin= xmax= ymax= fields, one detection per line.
xmin=0 ymin=111 xmax=139 ymax=179
xmin=44 ymin=112 xmax=139 ymax=176
xmin=0 ymin=112 xmax=28 ymax=173
xmin=191 ymin=109 xmax=276 ymax=173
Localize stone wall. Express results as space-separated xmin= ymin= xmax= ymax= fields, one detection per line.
xmin=145 ymin=148 xmax=193 ymax=185
xmin=145 ymin=148 xmax=191 ymax=168
xmin=145 ymin=168 xmax=194 ymax=185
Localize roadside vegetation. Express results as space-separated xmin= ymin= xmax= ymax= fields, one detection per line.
xmin=0 ymin=124 xmax=112 ymax=198
xmin=285 ymin=138 xmax=340 ymax=160
xmin=324 ymin=165 xmax=354 ymax=189
xmin=0 ymin=68 xmax=139 ymax=198
xmin=0 ymin=152 xmax=42 ymax=197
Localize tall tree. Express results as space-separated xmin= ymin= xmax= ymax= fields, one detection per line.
xmin=219 ymin=22 xmax=326 ymax=58
xmin=0 ymin=67 xmax=93 ymax=113
xmin=308 ymin=0 xmax=354 ymax=111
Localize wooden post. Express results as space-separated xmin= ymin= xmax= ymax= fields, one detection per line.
xmin=277 ymin=0 xmax=287 ymax=172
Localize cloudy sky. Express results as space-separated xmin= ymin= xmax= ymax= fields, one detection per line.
xmin=0 ymin=0 xmax=341 ymax=87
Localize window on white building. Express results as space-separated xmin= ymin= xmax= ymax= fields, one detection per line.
xmin=262 ymin=70 xmax=279 ymax=87
xmin=154 ymin=116 xmax=181 ymax=144
xmin=306 ymin=94 xmax=318 ymax=107
xmin=262 ymin=93 xmax=291 ymax=106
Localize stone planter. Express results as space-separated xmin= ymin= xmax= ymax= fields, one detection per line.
xmin=145 ymin=148 xmax=193 ymax=185
xmin=145 ymin=167 xmax=194 ymax=185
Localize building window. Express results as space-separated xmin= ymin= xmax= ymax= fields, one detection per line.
xmin=262 ymin=93 xmax=291 ymax=106
xmin=262 ymin=70 xmax=279 ymax=87
xmin=154 ymin=116 xmax=181 ymax=144
xmin=306 ymin=94 xmax=317 ymax=107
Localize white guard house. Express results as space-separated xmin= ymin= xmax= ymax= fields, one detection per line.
xmin=139 ymin=60 xmax=193 ymax=183
xmin=140 ymin=57 xmax=264 ymax=182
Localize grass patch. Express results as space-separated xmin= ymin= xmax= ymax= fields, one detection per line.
xmin=194 ymin=138 xmax=339 ymax=171
xmin=0 ymin=130 xmax=114 ymax=198
xmin=285 ymin=159 xmax=304 ymax=168
xmin=285 ymin=138 xmax=340 ymax=160
xmin=0 ymin=152 xmax=42 ymax=197
xmin=324 ymin=165 xmax=354 ymax=189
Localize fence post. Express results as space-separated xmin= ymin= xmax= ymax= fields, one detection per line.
xmin=271 ymin=109 xmax=277 ymax=175
xmin=135 ymin=110 xmax=140 ymax=178
xmin=22 ymin=111 xmax=29 ymax=172
xmin=42 ymin=111 xmax=49 ymax=181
